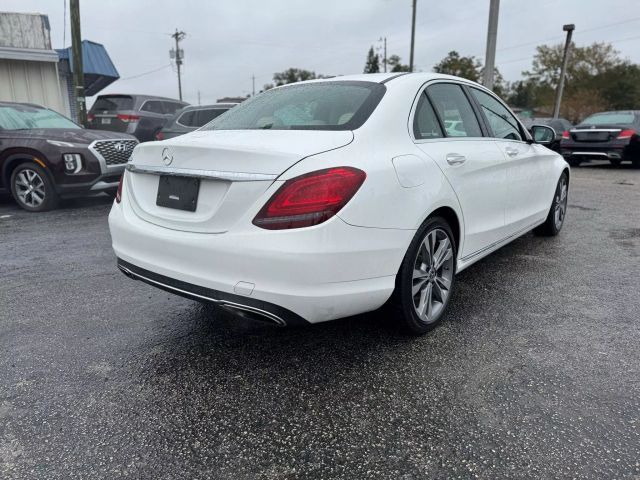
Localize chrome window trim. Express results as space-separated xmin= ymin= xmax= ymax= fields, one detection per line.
xmin=125 ymin=163 xmax=277 ymax=182
xmin=570 ymin=128 xmax=621 ymax=133
xmin=88 ymin=139 xmax=138 ymax=174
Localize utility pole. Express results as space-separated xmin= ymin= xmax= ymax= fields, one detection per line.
xmin=69 ymin=0 xmax=86 ymax=126
xmin=379 ymin=37 xmax=387 ymax=73
xmin=553 ymin=24 xmax=575 ymax=119
xmin=170 ymin=29 xmax=186 ymax=101
xmin=252 ymin=75 xmax=255 ymax=96
xmin=197 ymin=90 xmax=201 ymax=105
xmin=482 ymin=0 xmax=500 ymax=90
xmin=409 ymin=0 xmax=417 ymax=72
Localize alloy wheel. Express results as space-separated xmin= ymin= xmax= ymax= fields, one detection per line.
xmin=554 ymin=176 xmax=568 ymax=230
xmin=412 ymin=228 xmax=454 ymax=323
xmin=14 ymin=169 xmax=46 ymax=208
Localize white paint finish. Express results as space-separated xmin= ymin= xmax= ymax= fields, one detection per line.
xmin=234 ymin=282 xmax=255 ymax=296
xmin=109 ymin=72 xmax=568 ymax=323
xmin=392 ymin=154 xmax=427 ymax=187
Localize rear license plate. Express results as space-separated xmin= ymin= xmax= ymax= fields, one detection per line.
xmin=101 ymin=118 xmax=111 ymax=125
xmin=156 ymin=176 xmax=200 ymax=212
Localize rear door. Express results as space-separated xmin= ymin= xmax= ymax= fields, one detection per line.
xmin=413 ymin=82 xmax=508 ymax=258
xmin=468 ymin=87 xmax=553 ymax=234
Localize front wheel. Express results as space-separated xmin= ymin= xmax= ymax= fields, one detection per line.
xmin=10 ymin=162 xmax=59 ymax=212
xmin=534 ymin=171 xmax=568 ymax=236
xmin=390 ymin=217 xmax=457 ymax=335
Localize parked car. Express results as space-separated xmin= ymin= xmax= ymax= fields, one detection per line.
xmin=560 ymin=110 xmax=640 ymax=167
xmin=87 ymin=94 xmax=188 ymax=142
xmin=110 ymin=73 xmax=568 ymax=335
xmin=156 ymin=103 xmax=239 ymax=140
xmin=0 ymin=101 xmax=137 ymax=211
xmin=522 ymin=117 xmax=573 ymax=153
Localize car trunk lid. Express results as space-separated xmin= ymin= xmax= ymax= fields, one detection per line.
xmin=570 ymin=125 xmax=624 ymax=142
xmin=125 ymin=129 xmax=353 ymax=233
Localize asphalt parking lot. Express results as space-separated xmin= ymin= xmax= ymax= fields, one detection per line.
xmin=1 ymin=163 xmax=639 ymax=479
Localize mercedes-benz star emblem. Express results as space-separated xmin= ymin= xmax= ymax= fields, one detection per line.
xmin=162 ymin=147 xmax=174 ymax=166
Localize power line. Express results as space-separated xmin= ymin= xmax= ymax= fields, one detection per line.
xmin=119 ymin=64 xmax=171 ymax=81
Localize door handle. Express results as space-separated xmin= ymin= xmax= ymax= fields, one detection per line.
xmin=505 ymin=147 xmax=519 ymax=157
xmin=446 ymin=153 xmax=466 ymax=165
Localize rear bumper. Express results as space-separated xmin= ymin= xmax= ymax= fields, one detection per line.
xmin=108 ymin=201 xmax=413 ymax=324
xmin=560 ymin=141 xmax=630 ymax=161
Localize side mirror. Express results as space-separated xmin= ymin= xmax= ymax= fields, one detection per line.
xmin=530 ymin=124 xmax=556 ymax=145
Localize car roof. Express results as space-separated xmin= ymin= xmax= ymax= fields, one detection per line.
xmin=96 ymin=93 xmax=186 ymax=102
xmin=0 ymin=101 xmax=46 ymax=109
xmin=297 ymin=72 xmax=476 ymax=85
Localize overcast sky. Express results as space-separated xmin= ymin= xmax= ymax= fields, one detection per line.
xmin=5 ymin=0 xmax=640 ymax=106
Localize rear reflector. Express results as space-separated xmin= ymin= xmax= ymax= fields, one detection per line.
xmin=616 ymin=129 xmax=636 ymax=140
xmin=115 ymin=174 xmax=124 ymax=203
xmin=253 ymin=167 xmax=366 ymax=230
xmin=117 ymin=114 xmax=140 ymax=122
xmin=562 ymin=130 xmax=570 ymax=139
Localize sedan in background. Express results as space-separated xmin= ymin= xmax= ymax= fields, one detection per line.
xmin=156 ymin=103 xmax=238 ymax=140
xmin=110 ymin=73 xmax=568 ymax=335
xmin=0 ymin=101 xmax=137 ymax=211
xmin=87 ymin=94 xmax=188 ymax=142
xmin=560 ymin=110 xmax=640 ymax=167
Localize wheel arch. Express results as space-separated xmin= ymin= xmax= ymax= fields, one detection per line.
xmin=1 ymin=150 xmax=52 ymax=189
xmin=426 ymin=206 xmax=462 ymax=253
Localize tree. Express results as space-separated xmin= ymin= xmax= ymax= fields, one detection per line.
xmin=434 ymin=51 xmax=482 ymax=82
xmin=364 ymin=46 xmax=380 ymax=73
xmin=388 ymin=55 xmax=410 ymax=72
xmin=272 ymin=68 xmax=321 ymax=86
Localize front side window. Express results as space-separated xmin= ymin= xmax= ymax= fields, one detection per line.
xmin=427 ymin=84 xmax=482 ymax=137
xmin=177 ymin=110 xmax=197 ymax=127
xmin=202 ymin=81 xmax=386 ymax=131
xmin=413 ymin=93 xmax=443 ymax=140
xmin=471 ymin=88 xmax=522 ymax=141
xmin=0 ymin=105 xmax=79 ymax=130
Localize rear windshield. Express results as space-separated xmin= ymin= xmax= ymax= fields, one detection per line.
xmin=0 ymin=104 xmax=79 ymax=130
xmin=202 ymin=81 xmax=386 ymax=131
xmin=91 ymin=96 xmax=134 ymax=112
xmin=581 ymin=112 xmax=636 ymax=126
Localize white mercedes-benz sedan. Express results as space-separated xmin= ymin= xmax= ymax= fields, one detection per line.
xmin=109 ymin=72 xmax=569 ymax=334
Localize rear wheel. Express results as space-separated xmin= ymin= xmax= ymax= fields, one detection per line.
xmin=610 ymin=158 xmax=622 ymax=167
xmin=10 ymin=162 xmax=59 ymax=212
xmin=534 ymin=171 xmax=568 ymax=236
xmin=391 ymin=217 xmax=457 ymax=335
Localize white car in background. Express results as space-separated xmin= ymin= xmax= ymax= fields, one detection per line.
xmin=109 ymin=73 xmax=568 ymax=334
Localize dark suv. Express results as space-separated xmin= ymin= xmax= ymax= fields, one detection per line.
xmin=87 ymin=94 xmax=188 ymax=142
xmin=0 ymin=101 xmax=137 ymax=212
xmin=156 ymin=103 xmax=238 ymax=140
xmin=560 ymin=110 xmax=640 ymax=167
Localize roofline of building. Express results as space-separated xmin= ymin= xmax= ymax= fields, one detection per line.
xmin=0 ymin=46 xmax=59 ymax=63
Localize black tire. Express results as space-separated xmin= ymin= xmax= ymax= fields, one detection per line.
xmin=534 ymin=171 xmax=568 ymax=237
xmin=632 ymin=157 xmax=640 ymax=169
xmin=10 ymin=162 xmax=59 ymax=212
xmin=390 ymin=216 xmax=457 ymax=335
xmin=567 ymin=158 xmax=581 ymax=167
xmin=610 ymin=158 xmax=622 ymax=167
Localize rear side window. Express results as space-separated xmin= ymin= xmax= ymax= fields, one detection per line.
xmin=413 ymin=93 xmax=443 ymax=140
xmin=427 ymin=84 xmax=482 ymax=137
xmin=141 ymin=101 xmax=164 ymax=114
xmin=202 ymin=81 xmax=386 ymax=131
xmin=163 ymin=102 xmax=184 ymax=115
xmin=197 ymin=108 xmax=227 ymax=126
xmin=177 ymin=110 xmax=197 ymax=127
xmin=470 ymin=88 xmax=522 ymax=141
xmin=91 ymin=96 xmax=133 ymax=112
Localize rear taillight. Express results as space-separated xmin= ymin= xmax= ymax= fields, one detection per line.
xmin=87 ymin=113 xmax=95 ymax=122
xmin=562 ymin=130 xmax=570 ymax=139
xmin=616 ymin=129 xmax=636 ymax=140
xmin=117 ymin=114 xmax=140 ymax=123
xmin=115 ymin=174 xmax=124 ymax=203
xmin=253 ymin=167 xmax=366 ymax=230
xmin=155 ymin=131 xmax=164 ymax=141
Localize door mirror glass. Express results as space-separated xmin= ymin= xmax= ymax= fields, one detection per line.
xmin=531 ymin=124 xmax=556 ymax=145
